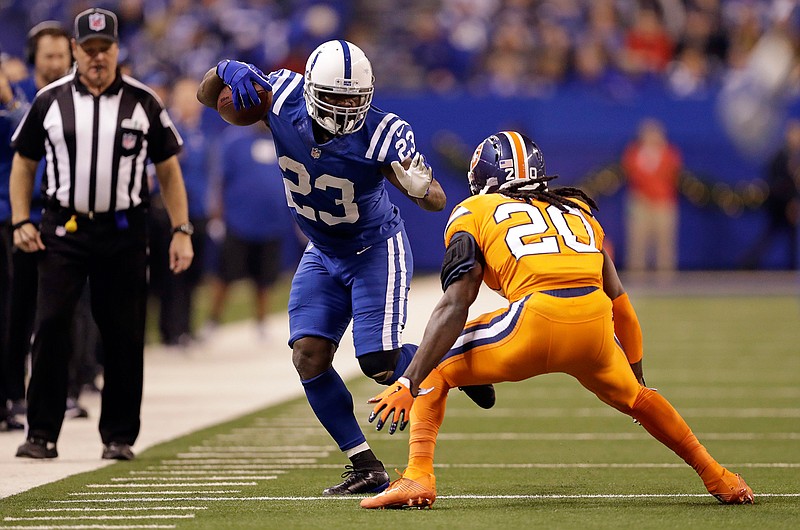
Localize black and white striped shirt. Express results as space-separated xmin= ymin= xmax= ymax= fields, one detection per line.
xmin=12 ymin=70 xmax=182 ymax=214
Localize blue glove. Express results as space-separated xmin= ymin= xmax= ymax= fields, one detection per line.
xmin=215 ymin=60 xmax=271 ymax=111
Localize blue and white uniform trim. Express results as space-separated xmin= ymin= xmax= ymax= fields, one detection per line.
xmin=442 ymin=295 xmax=530 ymax=360
xmin=365 ymin=113 xmax=410 ymax=162
xmin=271 ymin=70 xmax=303 ymax=116
xmin=382 ymin=231 xmax=409 ymax=350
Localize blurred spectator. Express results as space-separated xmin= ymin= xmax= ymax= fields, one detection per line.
xmin=740 ymin=118 xmax=800 ymax=269
xmin=203 ymin=124 xmax=297 ymax=340
xmin=620 ymin=4 xmax=676 ymax=76
xmin=0 ymin=50 xmax=25 ymax=431
xmin=621 ymin=117 xmax=682 ymax=272
xmin=5 ymin=22 xmax=82 ymax=423
xmin=666 ymin=44 xmax=713 ymax=98
xmin=149 ymin=77 xmax=211 ymax=348
xmin=0 ymin=0 xmax=795 ymax=98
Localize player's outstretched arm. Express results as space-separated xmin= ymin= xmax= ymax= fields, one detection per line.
xmin=406 ymin=263 xmax=482 ymax=388
xmin=601 ymin=248 xmax=645 ymax=385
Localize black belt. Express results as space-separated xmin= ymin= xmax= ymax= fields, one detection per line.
xmin=45 ymin=201 xmax=139 ymax=222
xmin=540 ymin=286 xmax=599 ymax=298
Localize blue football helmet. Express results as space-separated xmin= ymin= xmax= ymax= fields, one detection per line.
xmin=304 ymin=40 xmax=374 ymax=136
xmin=467 ymin=131 xmax=546 ymax=195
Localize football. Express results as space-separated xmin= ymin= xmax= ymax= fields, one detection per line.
xmin=216 ymin=84 xmax=270 ymax=126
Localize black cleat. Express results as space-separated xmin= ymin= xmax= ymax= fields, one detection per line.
xmin=16 ymin=437 xmax=58 ymax=459
xmin=459 ymin=384 xmax=496 ymax=409
xmin=102 ymin=442 xmax=135 ymax=461
xmin=323 ymin=465 xmax=390 ymax=495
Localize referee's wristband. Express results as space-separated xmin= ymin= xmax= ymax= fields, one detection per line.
xmin=11 ymin=219 xmax=34 ymax=231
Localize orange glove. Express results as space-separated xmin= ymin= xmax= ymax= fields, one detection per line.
xmin=368 ymin=377 xmax=415 ymax=434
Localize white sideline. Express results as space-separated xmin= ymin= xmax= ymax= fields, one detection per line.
xmin=0 ymin=275 xmax=480 ymax=499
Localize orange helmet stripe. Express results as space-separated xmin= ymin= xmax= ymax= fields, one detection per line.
xmin=502 ymin=130 xmax=528 ymax=181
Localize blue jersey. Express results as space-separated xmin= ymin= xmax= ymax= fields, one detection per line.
xmin=267 ymin=69 xmax=417 ymax=256
xmin=218 ymin=125 xmax=293 ymax=241
xmin=0 ymin=109 xmax=15 ymax=222
xmin=175 ymin=121 xmax=210 ymax=219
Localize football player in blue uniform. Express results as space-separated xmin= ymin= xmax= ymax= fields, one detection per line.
xmin=198 ymin=40 xmax=493 ymax=495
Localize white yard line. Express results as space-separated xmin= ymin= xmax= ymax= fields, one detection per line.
xmin=26 ymin=508 xmax=206 ymax=512
xmin=175 ymin=452 xmax=329 ymax=458
xmin=43 ymin=494 xmax=800 ymax=504
xmin=4 ymin=516 xmax=194 ymax=521
xmin=436 ymin=432 xmax=800 ymax=441
xmin=66 ymin=491 xmax=241 ymax=497
xmin=85 ymin=483 xmax=260 ymax=488
xmin=3 ymin=524 xmax=176 ymax=530
xmin=442 ymin=407 xmax=800 ymax=418
xmin=112 ymin=476 xmax=280 ymax=480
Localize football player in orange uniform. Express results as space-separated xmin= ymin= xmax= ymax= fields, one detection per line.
xmin=360 ymin=131 xmax=754 ymax=509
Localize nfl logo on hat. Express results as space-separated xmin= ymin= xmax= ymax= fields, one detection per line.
xmin=74 ymin=7 xmax=118 ymax=44
xmin=88 ymin=13 xmax=106 ymax=32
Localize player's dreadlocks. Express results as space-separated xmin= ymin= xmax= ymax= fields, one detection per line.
xmin=501 ymin=175 xmax=598 ymax=214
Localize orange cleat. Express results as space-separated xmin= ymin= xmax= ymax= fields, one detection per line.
xmin=707 ymin=471 xmax=754 ymax=505
xmin=360 ymin=473 xmax=436 ymax=509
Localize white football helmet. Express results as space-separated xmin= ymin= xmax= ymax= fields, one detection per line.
xmin=304 ymin=40 xmax=374 ymax=136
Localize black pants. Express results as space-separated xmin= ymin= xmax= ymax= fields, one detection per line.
xmin=148 ymin=199 xmax=206 ymax=343
xmin=26 ymin=207 xmax=147 ymax=445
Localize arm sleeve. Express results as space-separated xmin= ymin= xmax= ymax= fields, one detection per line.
xmin=612 ymin=292 xmax=643 ymax=364
xmin=145 ymin=100 xmax=183 ymax=164
xmin=440 ymin=231 xmax=484 ymax=291
xmin=10 ymin=98 xmax=47 ymax=161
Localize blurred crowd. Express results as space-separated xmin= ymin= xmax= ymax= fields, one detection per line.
xmin=0 ymin=0 xmax=799 ymax=98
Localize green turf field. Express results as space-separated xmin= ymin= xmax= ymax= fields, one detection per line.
xmin=2 ymin=294 xmax=799 ymax=528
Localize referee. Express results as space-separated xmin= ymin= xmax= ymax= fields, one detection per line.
xmin=9 ymin=7 xmax=193 ymax=460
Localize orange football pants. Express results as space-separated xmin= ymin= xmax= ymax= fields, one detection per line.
xmin=406 ymin=289 xmax=724 ymax=490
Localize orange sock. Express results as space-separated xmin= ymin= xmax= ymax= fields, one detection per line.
xmin=407 ymin=369 xmax=449 ymax=478
xmin=631 ymin=387 xmax=724 ymax=487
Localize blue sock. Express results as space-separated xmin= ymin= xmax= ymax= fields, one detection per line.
xmin=384 ymin=343 xmax=417 ymax=384
xmin=302 ymin=367 xmax=365 ymax=451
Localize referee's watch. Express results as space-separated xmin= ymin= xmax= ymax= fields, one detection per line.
xmin=172 ymin=222 xmax=194 ymax=236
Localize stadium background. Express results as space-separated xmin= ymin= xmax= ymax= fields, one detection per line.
xmin=1 ymin=0 xmax=799 ymax=271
